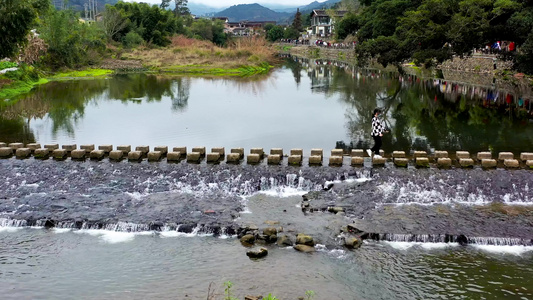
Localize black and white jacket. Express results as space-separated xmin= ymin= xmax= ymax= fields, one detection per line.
xmin=371 ymin=116 xmax=385 ymax=137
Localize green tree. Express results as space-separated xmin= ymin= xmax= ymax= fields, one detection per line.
xmin=0 ymin=0 xmax=49 ymax=59
xmin=266 ymin=25 xmax=284 ymax=42
xmin=174 ymin=0 xmax=190 ymax=16
xmin=292 ymin=8 xmax=303 ymax=32
xmin=160 ymin=0 xmax=171 ymax=9
xmin=102 ymin=5 xmax=129 ymax=41
xmin=336 ymin=12 xmax=359 ymax=40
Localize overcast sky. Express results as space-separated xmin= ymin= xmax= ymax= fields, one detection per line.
xmin=125 ymin=0 xmax=326 ymax=8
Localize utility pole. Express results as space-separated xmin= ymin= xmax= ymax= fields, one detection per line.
xmin=84 ymin=3 xmax=88 ymax=19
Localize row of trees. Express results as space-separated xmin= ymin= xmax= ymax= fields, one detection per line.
xmin=265 ymin=9 xmax=304 ymax=42
xmin=332 ymin=0 xmax=533 ymax=73
xmin=0 ymin=0 xmax=230 ymax=70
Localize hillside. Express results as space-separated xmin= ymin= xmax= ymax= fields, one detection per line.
xmin=214 ymin=3 xmax=290 ymax=22
xmin=52 ymin=0 xmax=118 ymax=11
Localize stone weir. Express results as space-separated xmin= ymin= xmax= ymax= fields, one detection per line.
xmin=1 ymin=142 xmax=533 ymax=170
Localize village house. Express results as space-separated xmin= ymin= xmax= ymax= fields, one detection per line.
xmin=309 ymin=10 xmax=347 ymax=38
xmin=222 ymin=20 xmax=276 ymax=36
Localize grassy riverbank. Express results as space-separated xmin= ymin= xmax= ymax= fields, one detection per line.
xmin=122 ymin=36 xmax=276 ymax=76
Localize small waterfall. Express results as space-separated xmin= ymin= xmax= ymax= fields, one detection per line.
xmin=468 ymin=237 xmax=533 ymax=246
xmin=368 ymin=233 xmax=533 ymax=246
xmin=0 ymin=218 xmax=27 ymax=227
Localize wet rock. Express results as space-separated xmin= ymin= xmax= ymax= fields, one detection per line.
xmin=177 ymin=224 xmax=196 ymax=233
xmin=264 ymin=220 xmax=279 ymax=225
xmin=344 ymin=237 xmax=363 ymax=249
xmin=296 ymin=233 xmax=315 ymax=246
xmin=246 ymin=247 xmax=268 ymax=259
xmin=347 ymin=224 xmax=364 ymax=234
xmin=457 ymin=234 xmax=468 ymax=246
xmin=277 ymin=235 xmax=293 ymax=246
xmin=328 ymin=207 xmax=345 ymax=213
xmin=244 ymin=296 xmax=262 ymax=300
xmin=240 ymin=234 xmax=256 ymax=245
xmin=293 ymin=244 xmax=315 ymax=253
xmin=263 ymin=227 xmax=277 ymax=236
xmin=323 ymin=183 xmax=334 ymax=191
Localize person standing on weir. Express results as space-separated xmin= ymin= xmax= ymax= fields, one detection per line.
xmin=367 ymin=108 xmax=386 ymax=158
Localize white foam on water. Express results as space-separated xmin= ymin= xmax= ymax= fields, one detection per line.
xmin=19 ymin=180 xmax=39 ymax=188
xmin=0 ymin=226 xmax=23 ymax=233
xmin=315 ymin=244 xmax=348 ymax=259
xmin=52 ymin=228 xmax=72 ymax=233
xmin=382 ymin=241 xmax=457 ymax=250
xmin=125 ymin=191 xmax=145 ymax=200
xmin=471 ymin=245 xmax=533 ymax=255
xmin=75 ymin=229 xmax=138 ymax=244
xmin=258 ymin=187 xmax=308 ymax=197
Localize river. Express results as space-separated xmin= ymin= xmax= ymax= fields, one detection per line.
xmin=1 ymin=58 xmax=533 ymax=299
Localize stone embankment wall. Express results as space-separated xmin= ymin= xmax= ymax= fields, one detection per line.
xmin=438 ymin=54 xmax=513 ymax=73
xmin=284 ymin=44 xmax=357 ymax=63
xmin=1 ymin=142 xmax=532 ymax=170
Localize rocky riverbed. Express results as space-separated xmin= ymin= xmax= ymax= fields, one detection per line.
xmin=1 ymin=158 xmax=533 ymax=249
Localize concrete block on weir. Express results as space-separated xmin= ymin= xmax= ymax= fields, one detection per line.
xmin=437 ymin=158 xmax=452 ymax=168
xmin=247 ymin=154 xmax=261 ymax=164
xmin=154 ymin=146 xmax=168 ymax=155
xmin=128 ymin=151 xmax=142 ymax=162
xmin=311 ymin=149 xmax=324 ymax=158
xmin=192 ymin=147 xmax=206 ymax=156
xmin=498 ymin=152 xmax=514 ymax=160
xmin=372 ymin=156 xmax=386 ymax=165
xmin=459 ymin=158 xmax=474 ymax=168
xmin=521 ymin=153 xmax=533 ymax=161
xmin=9 ymin=143 xmax=24 ymax=150
xmin=135 ymin=146 xmax=149 ymax=155
xmin=351 ymin=156 xmax=364 ymax=166
xmin=526 ymin=160 xmax=533 ymax=169
xmin=70 ymin=149 xmax=86 ymax=160
xmin=211 ymin=147 xmax=225 ymax=156
xmin=309 ymin=155 xmax=323 ymax=166
xmin=351 ymin=149 xmax=364 ymax=157
xmin=290 ymin=149 xmax=303 ymax=157
xmin=0 ymin=142 xmax=5 ymax=148
xmin=481 ymin=159 xmax=497 ymax=169
xmin=206 ymin=152 xmax=221 ymax=163
xmin=392 ymin=151 xmax=406 ymax=158
xmin=15 ymin=148 xmax=31 ymax=159
xmin=331 ymin=149 xmax=344 ymax=157
xmin=187 ymin=152 xmax=201 ymax=163
xmin=413 ymin=151 xmax=427 ymax=158
xmin=477 ymin=152 xmax=492 ymax=160
xmin=0 ymin=147 xmax=13 ymax=158
xmin=62 ymin=144 xmax=77 ymax=152
xmin=250 ymin=148 xmax=264 ymax=158
xmin=504 ymin=159 xmax=520 ymax=168
xmin=231 ymin=148 xmax=244 ymax=159
xmin=26 ymin=143 xmax=41 ymax=152
xmin=434 ymin=151 xmax=448 ymax=158
xmin=226 ymin=153 xmax=241 ymax=163
xmin=52 ymin=149 xmax=68 ymax=160
xmin=270 ymin=148 xmax=283 ymax=157
xmin=267 ymin=154 xmax=281 ymax=165
xmin=288 ymin=155 xmax=302 ymax=166
xmin=167 ymin=152 xmax=182 ymax=162
xmin=415 ymin=157 xmax=430 ymax=167
xmin=456 ymin=151 xmax=470 ymax=159
xmin=44 ymin=144 xmax=59 ymax=151
xmin=148 ymin=151 xmax=162 ymax=162
xmin=80 ymin=144 xmax=95 ymax=153
xmin=329 ymin=156 xmax=343 ymax=166
xmin=99 ymin=145 xmax=113 ymax=153
xmin=394 ymin=158 xmax=408 ymax=167
xmin=34 ymin=148 xmax=49 ymax=159
xmin=173 ymin=147 xmax=187 ymax=156
xmin=117 ymin=145 xmax=131 ymax=154
xmin=90 ymin=150 xmax=105 ymax=160
xmin=109 ymin=150 xmax=124 ymax=161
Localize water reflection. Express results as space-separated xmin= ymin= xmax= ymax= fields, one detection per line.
xmin=1 ymin=61 xmax=532 ymax=153
xmin=286 ymin=56 xmax=533 ymax=153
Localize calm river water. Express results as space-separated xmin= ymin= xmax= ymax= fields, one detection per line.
xmin=1 ymin=59 xmax=533 ymax=299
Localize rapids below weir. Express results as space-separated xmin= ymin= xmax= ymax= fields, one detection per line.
xmin=1 ymin=158 xmax=533 ymax=299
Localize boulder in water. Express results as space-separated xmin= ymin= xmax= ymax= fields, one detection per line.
xmin=345 ymin=237 xmax=363 ymax=249
xmin=277 ymin=235 xmax=293 ymax=247
xmin=296 ymin=233 xmax=315 ymax=246
xmin=240 ymin=234 xmax=256 ymax=245
xmin=246 ymin=247 xmax=268 ymax=259
xmin=263 ymin=227 xmax=277 ymax=236
xmin=293 ymin=244 xmax=315 ymax=253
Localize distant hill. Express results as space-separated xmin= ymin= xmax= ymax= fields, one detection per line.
xmin=52 ymin=0 xmax=118 ymax=12
xmin=214 ymin=3 xmax=291 ymax=22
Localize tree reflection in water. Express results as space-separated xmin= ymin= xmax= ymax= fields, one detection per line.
xmin=286 ymin=56 xmax=533 ymax=154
